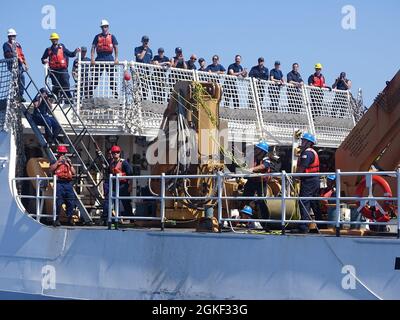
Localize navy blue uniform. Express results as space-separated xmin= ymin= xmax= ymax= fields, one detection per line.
xmin=91 ymin=34 xmax=119 ymax=98
xmin=103 ymin=159 xmax=134 ymax=221
xmin=298 ymin=149 xmax=320 ymax=231
xmin=243 ymin=157 xmax=271 ymax=229
xmin=268 ymin=68 xmax=284 ymax=112
xmin=249 ymin=65 xmax=269 ymax=80
xmin=287 ymin=70 xmax=304 ymax=113
xmin=186 ymin=60 xmax=197 ymax=70
xmin=3 ymin=41 xmax=26 ymax=97
xmin=32 ymin=94 xmax=61 ymax=142
xmin=152 ymin=55 xmax=170 ymax=64
xmin=225 ymin=63 xmax=244 ymax=108
xmin=249 ymin=65 xmax=269 ymax=105
xmin=205 ymin=64 xmax=226 ymax=73
xmin=41 ymin=44 xmax=76 ymax=100
xmin=51 ymin=158 xmax=75 ymax=218
xmin=287 ymin=70 xmax=303 ymax=84
xmin=135 ymin=45 xmax=153 ymax=64
xmin=92 ymin=34 xmax=118 ymax=61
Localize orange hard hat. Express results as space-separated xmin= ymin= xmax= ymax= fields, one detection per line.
xmin=111 ymin=145 xmax=121 ymax=153
xmin=57 ymin=145 xmax=68 ymax=153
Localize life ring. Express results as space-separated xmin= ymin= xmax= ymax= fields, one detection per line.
xmin=355 ymin=176 xmax=393 ymax=222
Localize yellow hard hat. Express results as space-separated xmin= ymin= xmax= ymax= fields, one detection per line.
xmin=49 ymin=32 xmax=60 ymax=40
xmin=315 ymin=63 xmax=323 ymax=69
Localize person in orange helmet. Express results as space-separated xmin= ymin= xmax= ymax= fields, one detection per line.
xmin=102 ymin=145 xmax=133 ymax=225
xmin=50 ymin=145 xmax=76 ymax=226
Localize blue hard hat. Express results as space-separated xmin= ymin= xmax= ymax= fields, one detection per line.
xmin=255 ymin=141 xmax=269 ymax=153
xmin=327 ymin=175 xmax=336 ymax=181
xmin=241 ymin=206 xmax=253 ymax=216
xmin=302 ymin=132 xmax=316 ymax=144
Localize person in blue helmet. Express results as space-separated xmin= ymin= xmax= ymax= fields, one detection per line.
xmin=295 ymin=132 xmax=320 ymax=233
xmin=241 ymin=140 xmax=271 ymax=231
xmin=240 ymin=205 xmax=254 ymax=228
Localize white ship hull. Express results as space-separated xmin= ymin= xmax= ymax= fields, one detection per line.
xmin=1 ymin=130 xmax=399 ymax=300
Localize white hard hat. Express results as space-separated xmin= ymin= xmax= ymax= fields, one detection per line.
xmin=7 ymin=28 xmax=17 ymax=36
xmin=100 ymin=19 xmax=109 ymax=27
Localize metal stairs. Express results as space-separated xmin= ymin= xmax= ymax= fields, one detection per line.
xmin=20 ymin=69 xmax=109 ymax=223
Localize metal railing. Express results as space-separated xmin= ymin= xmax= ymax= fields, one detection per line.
xmin=12 ymin=175 xmax=57 ymax=223
xmin=74 ymin=61 xmax=356 ymax=147
xmin=107 ymin=169 xmax=400 ymax=237
xmin=10 ymin=169 xmax=399 ymax=237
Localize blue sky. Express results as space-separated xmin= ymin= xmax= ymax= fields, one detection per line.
xmin=1 ymin=0 xmax=399 ymax=106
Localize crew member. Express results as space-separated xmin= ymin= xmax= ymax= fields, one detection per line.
xmin=41 ymin=33 xmax=79 ymax=103
xmin=241 ymin=141 xmax=271 ymax=231
xmin=50 ymin=145 xmax=76 ymax=226
xmin=102 ymin=145 xmax=133 ymax=224
xmin=134 ymin=35 xmax=153 ymax=64
xmin=307 ymin=63 xmax=329 ymax=117
xmin=32 ymin=88 xmax=61 ymax=143
xmin=296 ymin=133 xmax=320 ymax=233
xmin=3 ymin=28 xmax=28 ymax=101
xmin=90 ymin=19 xmax=119 ymax=98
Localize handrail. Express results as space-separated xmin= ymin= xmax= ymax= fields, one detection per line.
xmin=106 ymin=169 xmax=400 ymax=236
xmin=12 ymin=175 xmax=57 ymax=223
xmin=11 ymin=169 xmax=400 ymax=237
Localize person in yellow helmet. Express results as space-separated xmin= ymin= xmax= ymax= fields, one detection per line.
xmin=41 ymin=33 xmax=80 ymax=103
xmin=307 ymin=63 xmax=330 ymax=117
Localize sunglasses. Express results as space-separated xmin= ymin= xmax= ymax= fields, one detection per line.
xmin=190 ymin=58 xmax=197 ymax=61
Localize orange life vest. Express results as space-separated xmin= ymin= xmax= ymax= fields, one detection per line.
xmin=304 ymin=148 xmax=320 ymax=173
xmin=96 ymin=33 xmax=113 ymax=54
xmin=110 ymin=159 xmax=127 ymax=183
xmin=48 ymin=45 xmax=67 ymax=69
xmin=55 ymin=161 xmax=73 ymax=181
xmin=312 ymin=74 xmax=326 ymax=88
xmin=6 ymin=42 xmax=26 ymax=64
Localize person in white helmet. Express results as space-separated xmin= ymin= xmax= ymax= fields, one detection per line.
xmin=90 ymin=19 xmax=119 ymax=99
xmin=3 ymin=29 xmax=28 ymax=102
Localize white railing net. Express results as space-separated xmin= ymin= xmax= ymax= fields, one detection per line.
xmin=256 ymin=80 xmax=312 ymax=144
xmin=130 ymin=63 xmax=196 ymax=134
xmin=304 ymin=86 xmax=354 ymax=146
xmin=76 ymin=61 xmax=126 ymax=129
xmin=75 ymin=61 xmax=356 ymax=146
xmin=0 ymin=59 xmax=17 ymax=131
xmin=197 ymin=71 xmax=260 ymax=140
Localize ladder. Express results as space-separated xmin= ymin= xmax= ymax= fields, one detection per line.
xmin=20 ymin=69 xmax=109 ymax=224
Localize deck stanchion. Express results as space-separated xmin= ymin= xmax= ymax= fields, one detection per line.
xmin=217 ymin=172 xmax=223 ymax=232
xmin=160 ymin=173 xmax=165 ymax=231
xmin=108 ymin=174 xmax=112 ymax=230
xmin=115 ymin=174 xmax=120 ymax=230
xmin=335 ymin=170 xmax=341 ymax=237
xmin=281 ymin=171 xmax=286 ymax=235
xmin=35 ymin=175 xmax=40 ymax=221
xmin=52 ymin=175 xmax=57 ymax=224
